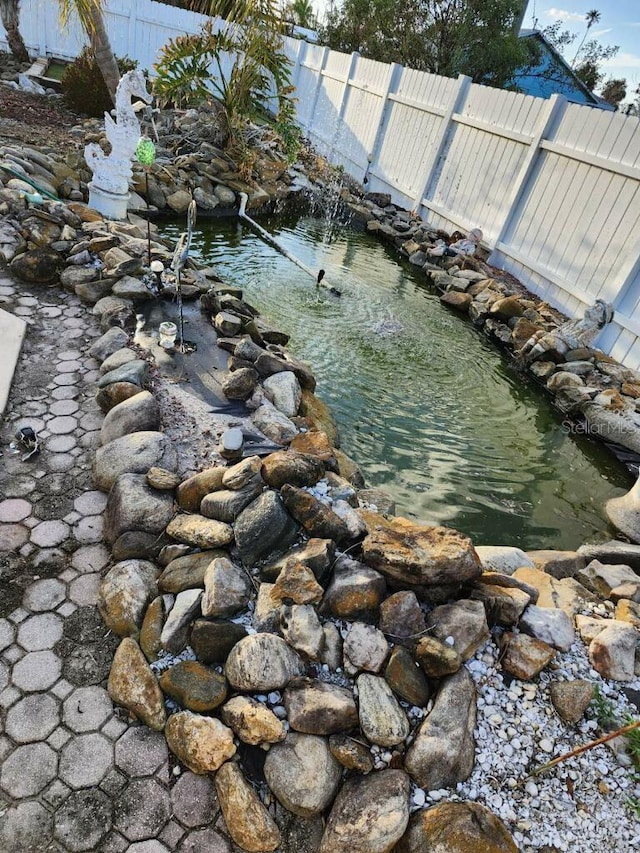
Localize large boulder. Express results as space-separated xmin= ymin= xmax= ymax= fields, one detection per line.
xmin=215 ymin=762 xmax=280 ymax=852
xmin=165 ymin=514 xmax=234 ymax=549
xmin=360 ymin=512 xmax=481 ymax=595
xmin=283 ymin=680 xmax=358 ymax=735
xmin=319 ymin=769 xmax=410 ymax=853
xmin=280 ymin=484 xmax=351 ymax=544
xmin=93 ymin=431 xmax=177 ymax=492
xmin=103 ymin=473 xmax=174 ymax=545
xmin=165 ymin=711 xmax=236 ymax=773
xmin=100 ymin=391 xmax=160 ymax=444
xmin=234 ymin=491 xmax=299 ymax=566
xmin=107 ymin=638 xmax=165 ymax=731
xmin=357 ymin=673 xmax=410 ymax=747
xmin=10 ymin=248 xmax=62 ymax=283
xmin=264 ymin=733 xmax=342 ymax=818
xmin=225 ymin=633 xmax=303 ymax=691
xmin=404 ymin=668 xmax=476 ymax=789
xmin=98 ymin=559 xmax=158 ymax=638
xmin=396 ymin=801 xmax=518 ymax=853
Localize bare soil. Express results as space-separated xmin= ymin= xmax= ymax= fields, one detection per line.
xmin=0 ymin=83 xmax=83 ymax=149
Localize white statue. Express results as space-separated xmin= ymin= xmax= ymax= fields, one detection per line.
xmin=518 ymin=299 xmax=614 ymax=364
xmin=85 ymin=70 xmax=153 ymax=197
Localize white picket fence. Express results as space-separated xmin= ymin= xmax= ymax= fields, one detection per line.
xmin=5 ymin=0 xmax=640 ymax=368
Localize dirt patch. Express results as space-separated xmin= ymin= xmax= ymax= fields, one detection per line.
xmin=0 ymin=84 xmax=83 ymax=149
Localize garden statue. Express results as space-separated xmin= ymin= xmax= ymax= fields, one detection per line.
xmin=518 ymin=299 xmax=614 ymax=364
xmin=85 ymin=70 xmax=153 ymax=219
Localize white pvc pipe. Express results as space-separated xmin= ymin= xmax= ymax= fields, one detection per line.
xmin=238 ymin=192 xmax=334 ymax=292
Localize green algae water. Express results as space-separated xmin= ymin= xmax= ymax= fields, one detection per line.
xmin=159 ymin=213 xmax=632 ymax=550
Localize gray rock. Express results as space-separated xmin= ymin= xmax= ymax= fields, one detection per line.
xmin=320 ymin=623 xmax=343 ymax=671
xmin=589 ymin=622 xmax=639 ymax=681
xmin=357 ymin=673 xmax=410 ymax=747
xmin=384 ymin=646 xmax=431 ymax=707
xmin=158 ymin=550 xmax=224 ymax=594
xmin=234 ymin=491 xmax=299 ymax=566
xmin=222 ymin=455 xmax=264 ymax=491
xmin=104 ymin=473 xmax=174 ymax=545
xmin=262 ymin=538 xmax=335 ymax=583
xmin=219 ymin=427 xmax=244 ymax=460
xmin=201 ymin=557 xmax=251 ymax=617
xmin=519 ymin=604 xmax=575 ymax=652
xmin=251 ymin=401 xmax=298 ymax=445
xmin=112 ymin=275 xmax=150 ymax=300
xmin=225 ymin=633 xmax=303 ymax=691
xmin=193 ymin=186 xmax=219 ymax=211
xmin=200 ymin=484 xmax=262 ymax=522
xmin=264 ymin=733 xmax=342 ymax=818
xmin=320 ymin=557 xmax=386 ymax=621
xmin=284 ymin=680 xmax=358 ymax=735
xmin=99 ymin=347 xmax=138 ymax=374
xmin=98 ymin=559 xmax=159 ymax=638
xmin=425 ymin=599 xmax=489 ymax=660
xmin=320 ymin=769 xmax=410 ymax=853
xmin=577 ymin=540 xmax=640 ymax=572
xmin=474 ymin=546 xmax=535 ymax=574
xmin=190 ymin=618 xmax=247 ymax=664
xmin=94 ymin=432 xmax=177 ymax=492
xmin=576 ymin=559 xmax=640 ymax=598
xmin=100 ymin=390 xmax=160 ymax=445
xmin=281 ymin=604 xmax=324 ymax=660
xmin=343 ymin=622 xmax=389 ymax=674
xmin=263 ymin=371 xmax=302 ymax=417
xmin=97 ymin=359 xmax=149 ymax=388
xmin=89 ymin=327 xmax=130 ymax=362
xmin=469 ymin=582 xmax=531 ymax=627
xmin=222 ymin=367 xmax=257 ymax=400
xmin=404 ymin=668 xmax=476 ymax=789
xmin=378 ymin=590 xmax=426 ymax=644
xmin=160 ymin=589 xmax=203 ymax=654
xmin=214 ymin=185 xmax=236 ymax=206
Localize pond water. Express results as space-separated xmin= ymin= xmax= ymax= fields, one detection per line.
xmin=158 ymin=213 xmax=631 ymax=550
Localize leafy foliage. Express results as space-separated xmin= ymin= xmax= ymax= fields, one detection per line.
xmin=540 ymin=12 xmax=619 ymax=95
xmin=319 ymin=0 xmax=530 ymax=88
xmin=61 ymin=47 xmax=137 ymax=116
xmin=154 ymin=0 xmax=302 ymax=165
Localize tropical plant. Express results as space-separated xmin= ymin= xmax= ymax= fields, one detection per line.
xmin=291 ymin=0 xmax=314 ymax=28
xmin=58 ymin=0 xmax=120 ymax=101
xmin=0 ymin=0 xmax=29 ymax=62
xmin=154 ymin=0 xmax=301 ymax=163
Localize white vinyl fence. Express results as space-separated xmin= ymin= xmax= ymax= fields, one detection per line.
xmin=5 ymin=1 xmax=640 ymax=368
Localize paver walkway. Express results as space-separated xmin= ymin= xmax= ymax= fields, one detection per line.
xmin=0 ymin=276 xmax=231 ymax=852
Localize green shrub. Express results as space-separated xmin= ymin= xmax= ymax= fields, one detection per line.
xmin=62 ymin=47 xmax=138 ymax=117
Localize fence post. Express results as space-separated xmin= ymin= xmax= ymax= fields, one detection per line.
xmin=411 ymin=73 xmax=471 ymax=215
xmin=305 ymin=46 xmax=330 ymax=138
xmin=489 ymin=93 xmax=565 ymax=265
xmin=364 ymin=62 xmax=403 ymax=186
xmin=291 ymin=39 xmax=307 ymax=90
xmin=328 ymin=51 xmax=359 ymax=160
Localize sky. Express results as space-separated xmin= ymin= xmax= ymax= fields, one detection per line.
xmin=309 ymin=1 xmax=640 ymax=98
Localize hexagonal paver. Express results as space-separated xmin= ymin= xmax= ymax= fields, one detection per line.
xmin=0 ymin=523 xmax=29 ymax=551
xmin=63 ymin=686 xmax=113 ymax=733
xmin=115 ymin=726 xmax=169 ymax=777
xmin=73 ymin=515 xmax=103 ymax=544
xmin=114 ymin=778 xmax=171 ymax=842
xmin=47 ymin=453 xmax=75 ymax=473
xmin=50 ymin=399 xmax=79 ymax=416
xmin=17 ymin=612 xmax=64 ymax=651
xmin=128 ymin=842 xmax=171 ymax=853
xmin=0 ymin=499 xmax=32 ymax=522
xmin=5 ymin=693 xmax=60 ymax=742
xmin=48 ymin=415 xmax=79 ymax=434
xmin=59 ymin=733 xmax=113 ymax=789
xmin=47 ymin=435 xmax=77 ymax=453
xmin=0 ymin=618 xmax=15 ymax=651
xmin=30 ymin=520 xmax=70 ymax=548
xmin=71 ymin=543 xmax=110 ymax=574
xmin=0 ymin=742 xmax=58 ymax=798
xmin=12 ymin=650 xmax=62 ymax=691
xmin=69 ymin=574 xmax=101 ymax=606
xmin=179 ymin=828 xmax=231 ymax=853
xmin=23 ymin=578 xmax=66 ymax=611
xmin=171 ymin=772 xmax=219 ymax=829
xmin=54 ymin=788 xmax=113 ymax=852
xmin=74 ymin=491 xmax=107 ymax=516
xmin=0 ymin=801 xmax=53 ymax=850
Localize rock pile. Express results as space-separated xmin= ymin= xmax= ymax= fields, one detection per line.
xmin=88 ymin=277 xmax=640 ymax=851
